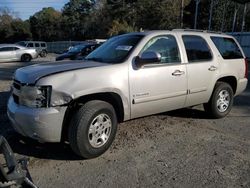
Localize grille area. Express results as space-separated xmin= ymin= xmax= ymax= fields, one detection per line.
xmin=12 ymin=80 xmax=21 ymax=104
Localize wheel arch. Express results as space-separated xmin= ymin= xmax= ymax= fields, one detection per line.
xmin=61 ymin=92 xmax=124 ymax=142
xmin=216 ymin=76 xmax=237 ymax=94
xmin=21 ymin=53 xmax=32 ymax=62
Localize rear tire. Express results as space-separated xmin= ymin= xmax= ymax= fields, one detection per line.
xmin=40 ymin=50 xmax=47 ymax=57
xmin=204 ymin=82 xmax=234 ymax=118
xmin=68 ymin=100 xmax=117 ymax=158
xmin=21 ymin=54 xmax=32 ymax=62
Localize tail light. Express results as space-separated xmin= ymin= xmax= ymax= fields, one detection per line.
xmin=245 ymin=58 xmax=248 ymax=78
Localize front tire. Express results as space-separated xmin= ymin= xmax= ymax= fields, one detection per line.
xmin=204 ymin=82 xmax=234 ymax=118
xmin=68 ymin=100 xmax=118 ymax=158
xmin=21 ymin=54 xmax=32 ymax=62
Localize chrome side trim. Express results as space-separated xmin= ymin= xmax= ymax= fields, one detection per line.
xmin=133 ymin=91 xmax=187 ymax=104
xmin=189 ymin=87 xmax=207 ymax=94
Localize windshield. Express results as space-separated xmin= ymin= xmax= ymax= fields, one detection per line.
xmin=16 ymin=42 xmax=26 ymax=47
xmin=68 ymin=45 xmax=86 ymax=53
xmin=85 ymin=34 xmax=143 ymax=63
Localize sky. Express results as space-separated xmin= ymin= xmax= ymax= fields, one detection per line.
xmin=0 ymin=0 xmax=69 ymax=20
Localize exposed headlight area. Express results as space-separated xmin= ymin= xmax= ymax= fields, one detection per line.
xmin=12 ymin=81 xmax=52 ymax=108
xmin=19 ymin=86 xmax=51 ymax=108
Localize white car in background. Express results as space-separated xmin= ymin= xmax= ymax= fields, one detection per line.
xmin=0 ymin=44 xmax=38 ymax=62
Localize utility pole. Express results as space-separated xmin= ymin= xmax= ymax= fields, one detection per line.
xmin=232 ymin=4 xmax=239 ymax=32
xmin=181 ymin=0 xmax=184 ymax=28
xmin=221 ymin=1 xmax=228 ymax=32
xmin=194 ymin=0 xmax=201 ymax=29
xmin=208 ymin=0 xmax=214 ymax=30
xmin=241 ymin=3 xmax=248 ymax=32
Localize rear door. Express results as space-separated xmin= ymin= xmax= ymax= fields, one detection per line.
xmin=180 ymin=34 xmax=219 ymax=107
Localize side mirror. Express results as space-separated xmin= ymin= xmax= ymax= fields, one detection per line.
xmin=135 ymin=51 xmax=161 ymax=68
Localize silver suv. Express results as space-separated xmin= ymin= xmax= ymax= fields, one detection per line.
xmin=7 ymin=30 xmax=248 ymax=158
xmin=16 ymin=41 xmax=47 ymax=57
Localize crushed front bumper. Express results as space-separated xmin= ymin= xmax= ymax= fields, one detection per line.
xmin=7 ymin=96 xmax=67 ymax=143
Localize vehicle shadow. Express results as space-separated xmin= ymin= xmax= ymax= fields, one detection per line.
xmin=163 ymin=107 xmax=211 ymax=119
xmin=5 ymin=133 xmax=82 ymax=161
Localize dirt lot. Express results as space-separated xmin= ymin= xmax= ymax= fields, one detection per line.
xmin=0 ymin=56 xmax=249 ymax=188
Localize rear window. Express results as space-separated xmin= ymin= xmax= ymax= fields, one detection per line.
xmin=211 ymin=37 xmax=243 ymax=59
xmin=182 ymin=35 xmax=212 ymax=62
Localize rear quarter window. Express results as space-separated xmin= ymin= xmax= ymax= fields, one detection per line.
xmin=211 ymin=37 xmax=243 ymax=59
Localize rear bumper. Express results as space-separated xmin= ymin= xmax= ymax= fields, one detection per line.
xmin=7 ymin=96 xmax=67 ymax=142
xmin=235 ymin=78 xmax=248 ymax=96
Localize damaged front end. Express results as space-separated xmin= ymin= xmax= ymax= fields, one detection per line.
xmin=50 ymin=90 xmax=73 ymax=107
xmin=11 ymin=80 xmax=72 ymax=108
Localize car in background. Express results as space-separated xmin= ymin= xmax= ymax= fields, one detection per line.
xmin=16 ymin=41 xmax=47 ymax=57
xmin=0 ymin=44 xmax=38 ymax=62
xmin=55 ymin=43 xmax=103 ymax=61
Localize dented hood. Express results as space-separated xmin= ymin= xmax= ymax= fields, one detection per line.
xmin=14 ymin=60 xmax=109 ymax=84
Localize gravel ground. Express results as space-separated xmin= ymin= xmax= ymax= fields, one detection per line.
xmin=0 ymin=56 xmax=249 ymax=188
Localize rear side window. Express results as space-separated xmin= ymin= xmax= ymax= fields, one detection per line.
xmin=41 ymin=43 xmax=46 ymax=47
xmin=35 ymin=43 xmax=40 ymax=47
xmin=211 ymin=37 xmax=243 ymax=59
xmin=182 ymin=35 xmax=212 ymax=62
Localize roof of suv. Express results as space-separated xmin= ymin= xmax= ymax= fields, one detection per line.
xmin=125 ymin=29 xmax=232 ymax=38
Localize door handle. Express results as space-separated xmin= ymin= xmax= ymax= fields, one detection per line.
xmin=208 ymin=66 xmax=217 ymax=71
xmin=172 ymin=70 xmax=185 ymax=76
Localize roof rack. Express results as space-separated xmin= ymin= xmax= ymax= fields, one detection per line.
xmin=172 ymin=29 xmax=224 ymax=34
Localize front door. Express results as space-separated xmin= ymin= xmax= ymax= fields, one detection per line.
xmin=129 ymin=34 xmax=188 ymax=119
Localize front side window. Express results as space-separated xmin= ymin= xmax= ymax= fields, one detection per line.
xmin=141 ymin=35 xmax=181 ymax=64
xmin=86 ymin=34 xmax=143 ymax=63
xmin=27 ymin=43 xmax=34 ymax=47
xmin=211 ymin=37 xmax=243 ymax=59
xmin=41 ymin=43 xmax=46 ymax=47
xmin=0 ymin=47 xmax=14 ymax=52
xmin=183 ymin=35 xmax=212 ymax=62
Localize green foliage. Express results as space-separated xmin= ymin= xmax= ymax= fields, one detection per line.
xmin=0 ymin=0 xmax=250 ymax=42
xmin=29 ymin=7 xmax=63 ymax=41
xmin=0 ymin=8 xmax=32 ymax=43
xmin=108 ymin=20 xmax=135 ymax=36
xmin=62 ymin=0 xmax=96 ymax=40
